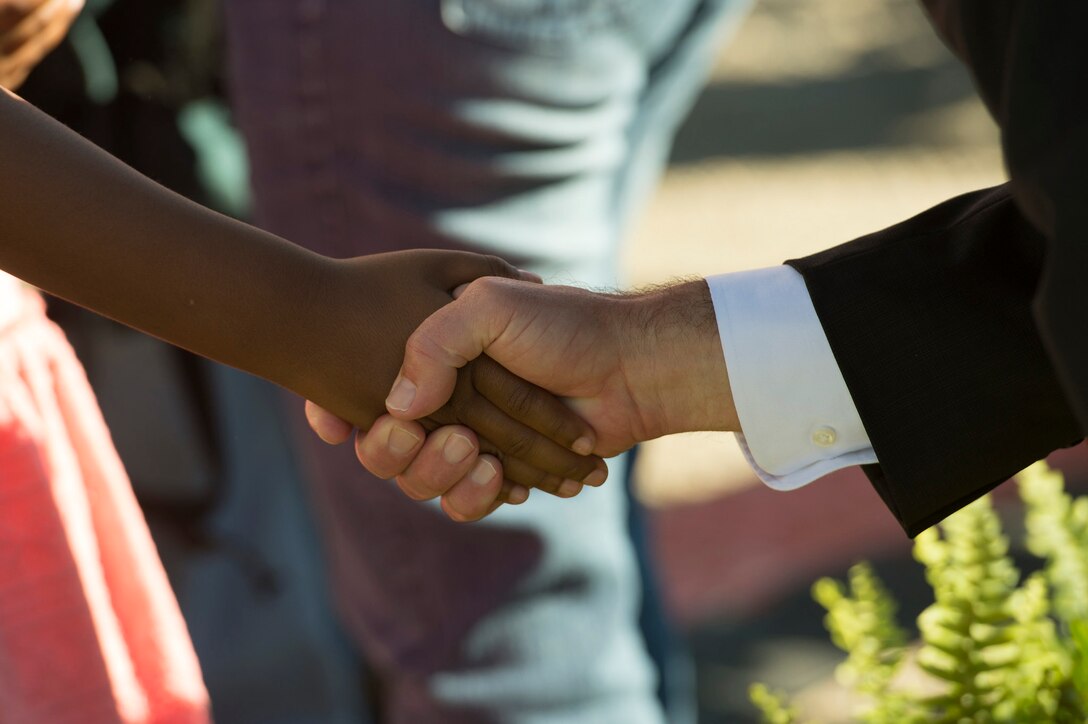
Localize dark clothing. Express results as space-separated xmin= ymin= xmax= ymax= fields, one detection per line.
xmin=791 ymin=1 xmax=1088 ymax=536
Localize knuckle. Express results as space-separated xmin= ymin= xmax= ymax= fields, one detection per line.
xmin=509 ymin=461 xmax=549 ymax=490
xmin=402 ymin=332 xmax=432 ymax=361
xmin=453 ymin=506 xmax=483 ymax=523
xmin=407 ymin=325 xmax=469 ymax=370
xmin=534 ymin=474 xmax=564 ymax=495
xmin=460 ymin=498 xmax=491 ymax=522
xmin=441 ymin=497 xmax=471 ymax=522
xmin=445 ymin=487 xmax=490 ymax=522
xmin=356 ymin=456 xmax=386 ymax=478
xmin=447 ymin=390 xmax=473 ymax=422
xmin=355 ymin=448 xmax=392 ymax=479
xmin=545 ymin=414 xmax=578 ymax=446
xmin=504 ymin=383 xmax=537 ymax=419
xmin=495 ymin=482 xmax=515 ymax=505
xmin=475 ymin=436 xmax=500 ymax=459
xmin=502 ymin=432 xmax=536 ymax=460
xmin=396 ymin=475 xmax=436 ymax=502
xmin=464 ymin=275 xmax=502 ymax=301
xmin=481 ymin=254 xmax=516 ymax=280
xmin=560 ymin=457 xmax=596 ymax=482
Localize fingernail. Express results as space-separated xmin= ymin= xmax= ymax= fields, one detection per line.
xmin=388 ymin=425 xmax=421 ymax=455
xmin=470 ymin=459 xmax=497 ymax=487
xmin=452 ymin=283 xmax=470 ymax=299
xmin=443 ymin=433 xmax=475 ymax=464
xmin=508 ymin=485 xmax=530 ymax=505
xmin=583 ymin=468 xmax=607 ymax=487
xmin=572 ymin=436 xmax=594 ymax=456
xmin=385 ymin=375 xmax=417 ymax=412
xmin=558 ymin=480 xmax=583 ymax=498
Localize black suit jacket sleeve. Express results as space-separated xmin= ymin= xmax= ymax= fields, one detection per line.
xmin=788 ymin=186 xmax=1081 ymax=537
xmin=786 ymin=1 xmax=1088 ymax=537
xmin=919 ymin=1 xmax=1088 ymax=428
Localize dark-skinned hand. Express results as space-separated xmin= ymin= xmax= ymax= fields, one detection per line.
xmin=296 ymin=250 xmax=607 ymax=507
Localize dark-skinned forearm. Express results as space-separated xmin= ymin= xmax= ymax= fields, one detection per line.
xmin=0 ymin=89 xmax=332 ymax=395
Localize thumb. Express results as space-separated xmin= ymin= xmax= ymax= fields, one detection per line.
xmin=453 ymin=268 xmax=539 ymax=299
xmin=385 ymin=278 xmax=514 ymax=420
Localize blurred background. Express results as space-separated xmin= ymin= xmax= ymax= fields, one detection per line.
xmin=12 ymin=0 xmax=1088 ymax=722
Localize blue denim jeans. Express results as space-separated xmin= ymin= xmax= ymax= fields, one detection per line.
xmin=224 ymin=1 xmax=750 ymax=721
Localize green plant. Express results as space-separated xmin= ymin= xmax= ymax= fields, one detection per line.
xmin=748 ymin=684 xmax=798 ymax=724
xmin=750 ymin=462 xmax=1088 ymax=723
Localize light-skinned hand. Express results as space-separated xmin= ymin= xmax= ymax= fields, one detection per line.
xmin=0 ymin=0 xmax=84 ymax=90
xmin=295 ymin=252 xmax=607 ymax=507
xmin=343 ymin=277 xmax=740 ymax=520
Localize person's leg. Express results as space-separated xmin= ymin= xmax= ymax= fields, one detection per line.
xmin=224 ymin=2 xmax=746 ymax=721
xmin=168 ymin=364 xmax=368 ymax=724
xmin=604 ymin=3 xmax=755 ymax=721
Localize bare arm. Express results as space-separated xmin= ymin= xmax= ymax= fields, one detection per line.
xmin=0 ymin=88 xmax=330 ymax=391
xmin=0 ymin=89 xmax=605 ymax=494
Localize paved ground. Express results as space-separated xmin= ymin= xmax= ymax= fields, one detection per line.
xmin=616 ymin=2 xmax=1070 ymax=721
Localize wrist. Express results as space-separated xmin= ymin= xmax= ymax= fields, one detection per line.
xmin=264 ymin=252 xmax=349 ymax=400
xmin=282 ymin=255 xmax=412 ymax=431
xmin=616 ymin=280 xmax=740 ymax=437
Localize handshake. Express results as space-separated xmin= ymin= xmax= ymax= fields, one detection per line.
xmin=301 ymin=251 xmax=738 ymax=524
xmin=2 ymin=81 xmax=740 ymax=528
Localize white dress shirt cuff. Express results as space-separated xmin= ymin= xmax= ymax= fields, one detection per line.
xmin=705 ymin=266 xmax=878 ymax=491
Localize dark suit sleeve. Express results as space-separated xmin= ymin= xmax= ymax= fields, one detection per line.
xmin=919 ymin=1 xmax=1088 ymax=429
xmin=786 ymin=1 xmax=1088 ymax=536
xmin=787 ymin=185 xmax=1081 ymax=537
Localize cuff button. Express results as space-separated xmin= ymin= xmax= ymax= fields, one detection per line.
xmin=812 ymin=426 xmax=837 ymax=447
